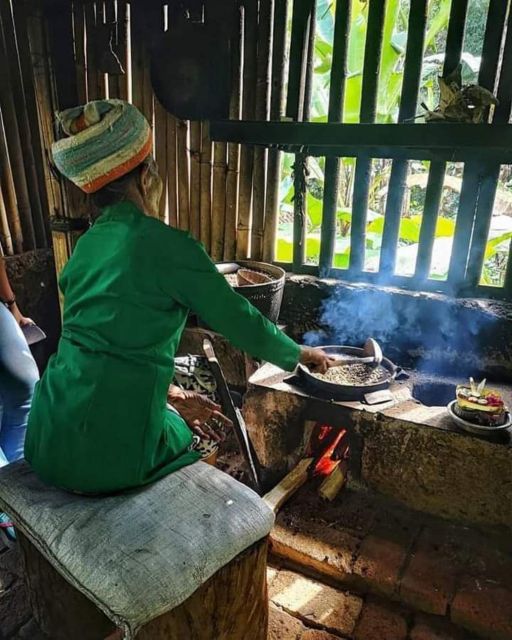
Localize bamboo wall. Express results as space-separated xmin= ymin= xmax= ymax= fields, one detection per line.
xmin=0 ymin=1 xmax=59 ymax=257
xmin=36 ymin=0 xmax=280 ymax=271
xmin=5 ymin=0 xmax=512 ymax=302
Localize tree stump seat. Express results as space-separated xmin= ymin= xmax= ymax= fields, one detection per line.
xmin=0 ymin=461 xmax=274 ymax=639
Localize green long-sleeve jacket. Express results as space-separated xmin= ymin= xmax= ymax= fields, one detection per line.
xmin=25 ymin=202 xmax=300 ymax=493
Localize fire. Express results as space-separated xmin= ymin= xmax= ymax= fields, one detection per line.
xmin=307 ymin=423 xmax=348 ymax=477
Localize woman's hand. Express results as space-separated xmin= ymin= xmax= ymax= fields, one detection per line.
xmin=167 ymin=385 xmax=232 ymax=442
xmin=299 ymin=346 xmax=336 ymax=374
xmin=9 ymin=303 xmax=34 ymax=327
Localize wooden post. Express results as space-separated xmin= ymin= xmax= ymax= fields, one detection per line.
xmin=318 ymin=0 xmax=351 ymax=274
xmin=262 ymin=0 xmax=288 ymax=263
xmin=73 ymin=1 xmax=87 ymax=103
xmin=224 ymin=4 xmax=243 ymax=261
xmin=414 ymin=162 xmax=446 ymax=281
xmin=211 ymin=142 xmax=227 ymax=261
xmin=251 ymin=0 xmax=273 ymax=261
xmin=236 ymin=0 xmax=258 ymax=259
xmin=19 ymin=532 xmax=269 ymax=640
xmin=378 ymin=0 xmax=427 ymax=277
xmin=154 ymin=99 xmax=168 ymax=222
xmin=167 ymin=114 xmax=178 ymax=228
xmin=200 ymin=122 xmax=212 ymax=251
xmin=349 ymin=0 xmax=387 ymax=275
xmin=189 ymin=121 xmax=202 ymax=240
xmin=176 ymin=119 xmax=190 ymax=231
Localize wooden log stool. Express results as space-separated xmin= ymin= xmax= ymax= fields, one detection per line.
xmin=0 ymin=461 xmax=274 ymax=639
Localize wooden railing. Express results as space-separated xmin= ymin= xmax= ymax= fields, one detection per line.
xmin=211 ymin=0 xmax=512 ymax=300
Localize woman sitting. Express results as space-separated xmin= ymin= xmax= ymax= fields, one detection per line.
xmin=25 ymin=100 xmax=331 ymax=494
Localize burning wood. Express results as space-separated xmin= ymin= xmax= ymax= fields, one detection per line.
xmin=263 ymin=424 xmax=349 ymax=513
xmin=263 ymin=457 xmax=313 ymax=513
xmin=318 ymin=461 xmax=347 ymax=502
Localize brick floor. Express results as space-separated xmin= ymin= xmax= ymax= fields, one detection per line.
xmin=269 ymin=567 xmax=362 ymax=637
xmin=353 ymin=598 xmax=408 ymax=640
xmin=352 ymin=533 xmax=408 ymax=598
xmin=451 ymin=575 xmax=512 ymax=640
xmin=269 ymin=604 xmax=305 ymax=640
xmin=400 ymin=528 xmax=459 ymax=615
xmin=410 ymin=614 xmax=477 ymax=640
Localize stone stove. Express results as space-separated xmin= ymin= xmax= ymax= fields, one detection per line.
xmin=243 ymin=362 xmax=512 ymax=531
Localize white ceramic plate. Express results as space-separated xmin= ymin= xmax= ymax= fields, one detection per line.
xmin=446 ymin=400 xmax=511 ymax=435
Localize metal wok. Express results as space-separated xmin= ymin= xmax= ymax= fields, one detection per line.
xmin=297 ymin=345 xmax=398 ymax=400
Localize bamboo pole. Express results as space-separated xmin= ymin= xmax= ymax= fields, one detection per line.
xmin=85 ymin=2 xmax=100 ymax=100
xmin=224 ymin=4 xmax=243 ymax=261
xmin=292 ymin=0 xmax=316 ymax=272
xmin=116 ymin=1 xmax=128 ymax=101
xmin=251 ymin=0 xmax=273 ymax=261
xmin=25 ymin=4 xmax=64 ymax=224
xmin=0 ymin=126 xmax=23 ymax=255
xmin=154 ymin=99 xmax=168 ymax=222
xmin=464 ymin=3 xmax=512 ymax=289
xmin=349 ymin=0 xmax=387 ymax=274
xmin=442 ymin=0 xmax=479 ymax=291
xmin=12 ymin=0 xmax=53 ymax=247
xmin=211 ymin=142 xmax=227 ymax=261
xmin=0 ymin=187 xmax=13 ymax=256
xmin=199 ymin=122 xmax=212 ymax=251
xmin=0 ymin=34 xmax=36 ymax=250
xmin=73 ymin=1 xmax=87 ymax=103
xmin=167 ymin=113 xmax=178 ymax=228
xmin=189 ymin=121 xmax=202 ymax=240
xmin=45 ymin=0 xmax=79 ymax=110
xmin=1 ymin=0 xmax=47 ymax=249
xmin=104 ymin=0 xmax=121 ymax=99
xmin=176 ymin=119 xmax=190 ymax=231
xmin=378 ymin=0 xmax=428 ymax=277
xmin=318 ymin=0 xmax=351 ymax=274
xmin=236 ymin=0 xmax=258 ymax=259
xmin=129 ymin=0 xmax=144 ymax=112
xmin=263 ymin=0 xmax=288 ymax=263
xmin=413 ymin=162 xmax=445 ymax=281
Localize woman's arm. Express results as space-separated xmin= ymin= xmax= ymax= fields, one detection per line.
xmin=0 ymin=257 xmax=32 ymax=326
xmin=161 ymin=233 xmax=332 ymax=372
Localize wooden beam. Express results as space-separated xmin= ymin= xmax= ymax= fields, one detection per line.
xmin=210 ymin=121 xmax=512 ymax=158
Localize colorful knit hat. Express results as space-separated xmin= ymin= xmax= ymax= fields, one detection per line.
xmin=52 ymin=100 xmax=152 ymax=194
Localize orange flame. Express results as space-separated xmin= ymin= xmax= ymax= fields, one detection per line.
xmin=307 ymin=423 xmax=348 ymax=477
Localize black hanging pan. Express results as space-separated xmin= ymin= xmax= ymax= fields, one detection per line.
xmin=297 ymin=345 xmax=398 ymax=401
xmin=150 ymin=1 xmax=234 ymax=121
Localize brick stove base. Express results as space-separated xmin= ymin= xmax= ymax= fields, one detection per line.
xmin=243 ymin=364 xmax=512 ymax=531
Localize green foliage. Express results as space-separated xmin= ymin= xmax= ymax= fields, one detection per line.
xmin=277 ymin=0 xmax=510 ymax=288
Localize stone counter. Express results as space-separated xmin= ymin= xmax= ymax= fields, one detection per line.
xmin=243 ymin=363 xmax=512 ymax=531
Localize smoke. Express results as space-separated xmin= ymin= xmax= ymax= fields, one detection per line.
xmin=302 ymin=285 xmax=497 ymax=376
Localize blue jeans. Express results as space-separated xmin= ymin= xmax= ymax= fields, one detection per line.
xmin=0 ymin=304 xmax=39 ymax=466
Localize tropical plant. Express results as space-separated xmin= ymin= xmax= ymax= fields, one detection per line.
xmin=276 ymin=0 xmax=512 ymax=288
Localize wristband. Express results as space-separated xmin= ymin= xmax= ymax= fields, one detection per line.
xmin=1 ymin=297 xmax=15 ymax=308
